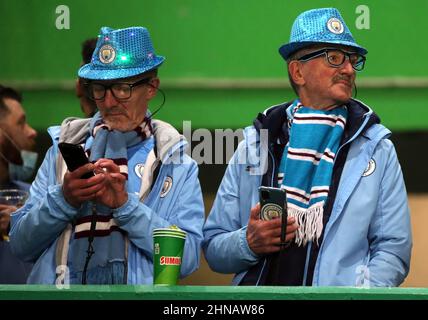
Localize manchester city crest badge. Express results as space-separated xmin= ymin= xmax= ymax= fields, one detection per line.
xmin=160 ymin=176 xmax=173 ymax=198
xmin=99 ymin=44 xmax=116 ymax=64
xmin=327 ymin=17 xmax=344 ymax=34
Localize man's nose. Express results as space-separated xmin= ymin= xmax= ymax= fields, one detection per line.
xmin=102 ymin=88 xmax=118 ymax=107
xmin=26 ymin=125 xmax=37 ymax=140
xmin=24 ymin=123 xmax=37 ymax=145
xmin=341 ymin=57 xmax=355 ymax=74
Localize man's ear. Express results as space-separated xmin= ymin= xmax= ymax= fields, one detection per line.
xmin=147 ymin=78 xmax=160 ymax=99
xmin=288 ymin=61 xmax=306 ymax=86
xmin=0 ymin=127 xmax=22 ymax=165
xmin=75 ymin=79 xmax=82 ymax=98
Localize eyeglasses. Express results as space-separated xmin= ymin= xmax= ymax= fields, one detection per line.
xmin=297 ymin=48 xmax=366 ymax=71
xmin=86 ymin=77 xmax=153 ymax=101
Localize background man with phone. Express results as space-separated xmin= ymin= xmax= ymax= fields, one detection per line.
xmin=10 ymin=26 xmax=205 ymax=284
xmin=203 ymin=8 xmax=411 ymax=287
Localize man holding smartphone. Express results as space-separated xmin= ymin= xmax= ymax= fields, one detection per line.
xmin=10 ymin=26 xmax=205 ymax=284
xmin=203 ymin=8 xmax=411 ymax=287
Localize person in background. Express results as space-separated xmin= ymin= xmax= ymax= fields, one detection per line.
xmin=203 ymin=8 xmax=412 ymax=287
xmin=0 ymin=85 xmax=36 ymax=283
xmin=76 ymin=38 xmax=98 ymax=117
xmin=0 ymin=85 xmax=38 ymax=190
xmin=10 ymin=26 xmax=204 ymax=285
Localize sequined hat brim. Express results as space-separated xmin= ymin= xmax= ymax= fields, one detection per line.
xmin=279 ymin=40 xmax=368 ymax=61
xmin=78 ymin=56 xmax=165 ymax=80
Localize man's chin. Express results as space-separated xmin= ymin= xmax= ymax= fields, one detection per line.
xmin=333 ymin=87 xmax=353 ymax=103
xmin=104 ymin=117 xmax=121 ymax=128
xmin=104 ymin=113 xmax=125 ymax=122
xmin=103 ymin=119 xmax=133 ymax=132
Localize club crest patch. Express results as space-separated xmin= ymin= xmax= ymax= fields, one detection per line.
xmin=99 ymin=44 xmax=116 ymax=64
xmin=134 ymin=164 xmax=145 ymax=179
xmin=160 ymin=176 xmax=173 ymax=198
xmin=260 ymin=204 xmax=282 ymax=221
xmin=362 ymin=159 xmax=376 ymax=177
xmin=327 ymin=17 xmax=344 ymax=34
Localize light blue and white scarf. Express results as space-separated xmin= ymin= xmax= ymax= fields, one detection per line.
xmin=278 ymin=100 xmax=347 ymax=246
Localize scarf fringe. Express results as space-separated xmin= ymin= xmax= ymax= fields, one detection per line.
xmin=288 ymin=203 xmax=324 ymax=246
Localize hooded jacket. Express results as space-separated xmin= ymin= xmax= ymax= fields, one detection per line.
xmin=203 ymin=99 xmax=412 ymax=287
xmin=10 ymin=117 xmax=204 ymax=284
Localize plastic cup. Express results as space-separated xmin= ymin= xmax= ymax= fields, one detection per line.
xmin=153 ymin=227 xmax=186 ymax=285
xmin=153 ymin=230 xmax=186 ymax=238
xmin=0 ymin=189 xmax=28 ymax=241
xmin=0 ymin=189 xmax=28 ymax=207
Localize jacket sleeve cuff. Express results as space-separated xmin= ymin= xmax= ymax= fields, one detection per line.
xmin=111 ymin=192 xmax=140 ymax=222
xmin=239 ymin=226 xmax=259 ymax=262
xmin=47 ymin=184 xmax=79 ymax=220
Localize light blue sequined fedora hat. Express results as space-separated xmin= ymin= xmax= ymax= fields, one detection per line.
xmin=78 ymin=26 xmax=165 ymax=80
xmin=279 ymin=8 xmax=368 ymax=60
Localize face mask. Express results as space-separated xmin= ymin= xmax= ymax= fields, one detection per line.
xmin=8 ymin=150 xmax=38 ymax=182
xmin=0 ymin=129 xmax=38 ymax=182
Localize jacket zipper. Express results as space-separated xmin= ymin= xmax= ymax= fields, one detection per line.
xmin=255 ymin=145 xmax=276 ymax=285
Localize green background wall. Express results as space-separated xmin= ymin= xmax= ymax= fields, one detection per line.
xmin=1 ymin=0 xmax=428 ymax=288
xmin=1 ymin=0 xmax=427 ymax=131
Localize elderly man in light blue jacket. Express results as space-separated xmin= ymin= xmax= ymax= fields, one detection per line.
xmin=10 ymin=26 xmax=204 ymax=284
xmin=203 ymin=8 xmax=412 ymax=287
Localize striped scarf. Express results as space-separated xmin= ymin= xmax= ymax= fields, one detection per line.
xmin=88 ymin=112 xmax=152 ymax=179
xmin=279 ymin=100 xmax=347 ymax=246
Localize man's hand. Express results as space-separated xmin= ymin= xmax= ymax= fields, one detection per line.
xmin=93 ymin=159 xmax=128 ymax=209
xmin=0 ymin=204 xmax=17 ymax=238
xmin=62 ymin=163 xmax=105 ymax=208
xmin=246 ymin=203 xmax=299 ymax=255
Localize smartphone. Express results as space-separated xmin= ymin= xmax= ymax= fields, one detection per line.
xmin=259 ymin=186 xmax=287 ymax=221
xmin=58 ymin=142 xmax=94 ymax=179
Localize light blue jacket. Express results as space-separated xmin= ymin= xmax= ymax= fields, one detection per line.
xmin=10 ymin=118 xmax=205 ymax=284
xmin=203 ymin=101 xmax=412 ymax=287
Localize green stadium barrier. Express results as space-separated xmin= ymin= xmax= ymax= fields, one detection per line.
xmin=1 ymin=285 xmax=428 ymax=300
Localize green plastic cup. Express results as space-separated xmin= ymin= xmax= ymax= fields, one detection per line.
xmin=153 ymin=227 xmax=186 ymax=285
xmin=153 ymin=231 xmax=186 ymax=238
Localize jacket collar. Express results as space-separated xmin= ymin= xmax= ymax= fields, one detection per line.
xmin=50 ymin=117 xmax=187 ymax=164
xmin=253 ymin=102 xmax=290 ymax=146
xmin=344 ymin=99 xmax=380 ymax=142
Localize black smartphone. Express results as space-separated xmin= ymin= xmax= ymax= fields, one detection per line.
xmin=259 ymin=186 xmax=289 ymax=252
xmin=58 ymin=142 xmax=94 ymax=179
xmin=259 ymin=186 xmax=287 ymax=221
